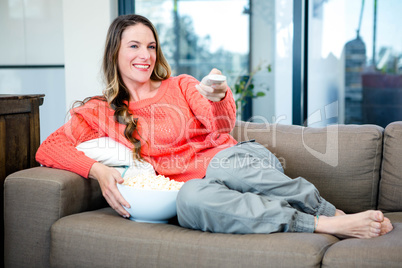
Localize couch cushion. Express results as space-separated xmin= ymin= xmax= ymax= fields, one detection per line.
xmin=232 ymin=121 xmax=384 ymax=213
xmin=378 ymin=121 xmax=402 ymax=212
xmin=50 ymin=207 xmax=338 ymax=268
xmin=322 ymin=212 xmax=402 ymax=267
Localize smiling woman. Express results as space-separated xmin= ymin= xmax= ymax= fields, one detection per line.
xmin=36 ymin=14 xmax=236 ymax=219
xmin=117 ymin=24 xmax=159 ymax=101
xmin=100 ymin=15 xmax=172 ymax=168
xmin=35 ymin=14 xmax=393 ymax=239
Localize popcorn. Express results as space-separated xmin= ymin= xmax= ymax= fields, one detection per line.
xmin=122 ymin=173 xmax=184 ymax=191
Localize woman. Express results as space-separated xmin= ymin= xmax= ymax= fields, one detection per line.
xmin=36 ymin=14 xmax=392 ymax=238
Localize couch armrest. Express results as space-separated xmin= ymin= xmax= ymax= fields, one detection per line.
xmin=4 ymin=167 xmax=106 ymax=268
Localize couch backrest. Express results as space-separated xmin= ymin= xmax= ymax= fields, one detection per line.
xmin=231 ymin=121 xmax=384 ymax=213
xmin=378 ymin=121 xmax=402 ymax=212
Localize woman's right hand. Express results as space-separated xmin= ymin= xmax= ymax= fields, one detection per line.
xmin=88 ymin=162 xmax=131 ymax=218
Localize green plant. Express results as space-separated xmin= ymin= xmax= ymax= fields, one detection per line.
xmin=233 ymin=63 xmax=272 ymax=111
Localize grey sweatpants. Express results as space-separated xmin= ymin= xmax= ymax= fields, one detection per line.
xmin=176 ymin=141 xmax=336 ymax=234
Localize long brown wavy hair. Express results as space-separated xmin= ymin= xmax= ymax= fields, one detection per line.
xmin=102 ymin=14 xmax=171 ymax=160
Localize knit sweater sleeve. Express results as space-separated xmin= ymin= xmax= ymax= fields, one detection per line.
xmin=179 ymin=75 xmax=237 ymax=134
xmin=35 ymin=102 xmax=106 ymax=178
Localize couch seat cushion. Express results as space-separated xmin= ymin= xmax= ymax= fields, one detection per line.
xmin=51 ymin=207 xmax=338 ymax=268
xmin=322 ymin=212 xmax=402 ymax=267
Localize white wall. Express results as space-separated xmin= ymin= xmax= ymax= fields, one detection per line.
xmin=62 ymin=0 xmax=118 ymax=110
xmin=0 ymin=0 xmax=64 ymax=65
xmin=0 ymin=68 xmax=66 ymax=142
xmin=0 ymin=0 xmax=66 ymax=142
xmin=0 ymin=0 xmax=118 ymax=142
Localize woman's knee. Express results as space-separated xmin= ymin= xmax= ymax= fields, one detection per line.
xmin=208 ymin=142 xmax=284 ymax=175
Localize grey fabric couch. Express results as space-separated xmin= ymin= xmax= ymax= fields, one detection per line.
xmin=4 ymin=121 xmax=402 ymax=268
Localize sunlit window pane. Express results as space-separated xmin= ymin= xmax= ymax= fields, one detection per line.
xmin=135 ymin=0 xmax=250 ymax=86
xmin=308 ymin=0 xmax=402 ymax=127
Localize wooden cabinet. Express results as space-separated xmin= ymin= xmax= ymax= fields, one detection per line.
xmin=0 ymin=94 xmax=44 ymax=260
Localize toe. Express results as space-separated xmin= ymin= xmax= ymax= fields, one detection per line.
xmin=374 ymin=211 xmax=384 ymax=222
xmin=385 ymin=222 xmax=393 ymax=233
xmin=370 ymin=226 xmax=381 ymax=234
xmin=371 ymin=221 xmax=382 ymax=229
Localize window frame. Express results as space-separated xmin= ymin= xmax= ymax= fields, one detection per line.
xmin=292 ymin=0 xmax=309 ymax=126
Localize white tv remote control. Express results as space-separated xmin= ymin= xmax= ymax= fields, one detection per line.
xmin=201 ymin=74 xmax=226 ymax=86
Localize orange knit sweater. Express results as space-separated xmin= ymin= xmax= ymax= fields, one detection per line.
xmin=36 ymin=74 xmax=237 ymax=182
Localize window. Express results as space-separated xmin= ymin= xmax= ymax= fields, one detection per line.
xmin=307 ymin=0 xmax=402 ymax=127
xmin=135 ymin=0 xmax=250 ymax=86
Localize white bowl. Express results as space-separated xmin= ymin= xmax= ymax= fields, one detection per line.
xmin=116 ymin=183 xmax=179 ymax=223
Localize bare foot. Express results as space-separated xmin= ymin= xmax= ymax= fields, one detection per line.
xmin=335 ymin=209 xmax=346 ymax=216
xmin=315 ymin=210 xmax=392 ymax=239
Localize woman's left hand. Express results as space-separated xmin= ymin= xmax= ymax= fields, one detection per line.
xmin=196 ymin=68 xmax=228 ymax=102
